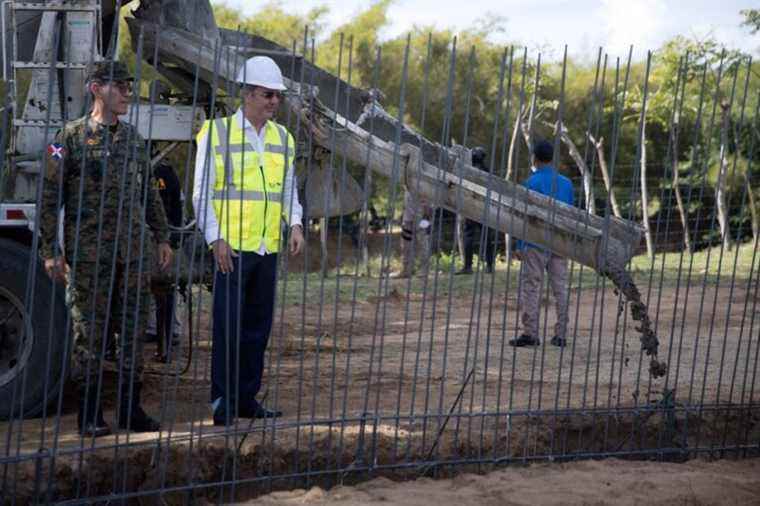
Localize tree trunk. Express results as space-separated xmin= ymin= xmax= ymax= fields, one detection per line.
xmin=640 ymin=105 xmax=655 ymax=260
xmin=455 ymin=214 xmax=465 ymax=262
xmin=546 ymin=120 xmax=595 ymax=214
xmin=452 ymin=145 xmax=470 ymax=263
xmin=320 ymin=217 xmax=329 ymax=276
xmin=523 ymin=96 xmax=535 ymax=149
xmin=716 ymin=102 xmax=732 ymax=250
xmin=670 ymin=121 xmax=693 ymax=252
xmin=588 ymin=134 xmax=622 ymax=218
xmin=504 ymin=106 xmax=524 ymax=261
xmin=505 ymin=105 xmax=524 ymax=182
xmin=360 ymin=173 xmax=372 ymax=276
xmin=745 ymin=170 xmax=758 ymax=249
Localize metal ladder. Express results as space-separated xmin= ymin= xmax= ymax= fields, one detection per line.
xmin=3 ymin=1 xmax=101 ymax=154
xmin=1 ymin=0 xmax=101 ymax=202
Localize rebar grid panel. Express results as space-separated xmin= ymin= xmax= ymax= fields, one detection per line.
xmin=0 ymin=18 xmax=758 ymax=504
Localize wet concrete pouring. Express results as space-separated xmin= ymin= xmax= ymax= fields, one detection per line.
xmin=601 ymin=264 xmax=669 ymax=379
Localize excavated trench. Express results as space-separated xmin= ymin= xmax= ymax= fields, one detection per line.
xmin=7 ymin=405 xmax=759 ymax=504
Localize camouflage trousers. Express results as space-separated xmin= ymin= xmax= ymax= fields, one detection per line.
xmin=518 ymin=248 xmax=570 ymax=340
xmin=66 ymin=260 xmax=151 ymax=387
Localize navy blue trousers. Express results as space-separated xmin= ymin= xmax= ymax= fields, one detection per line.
xmin=211 ymin=251 xmax=277 ymax=412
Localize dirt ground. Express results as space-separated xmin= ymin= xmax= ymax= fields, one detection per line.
xmin=6 ymin=274 xmax=759 ymax=452
xmin=250 ymin=457 xmax=760 ymax=506
xmin=2 ymin=234 xmax=759 ymax=502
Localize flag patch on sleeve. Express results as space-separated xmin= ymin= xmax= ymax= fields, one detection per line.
xmin=48 ymin=143 xmax=65 ymax=160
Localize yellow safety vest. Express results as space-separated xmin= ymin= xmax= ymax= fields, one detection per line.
xmin=198 ymin=117 xmax=295 ymax=252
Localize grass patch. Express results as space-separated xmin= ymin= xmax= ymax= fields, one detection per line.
xmin=277 ymin=241 xmax=758 ymax=307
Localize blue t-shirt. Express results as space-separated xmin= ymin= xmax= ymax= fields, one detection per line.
xmin=515 ymin=165 xmax=575 ymax=251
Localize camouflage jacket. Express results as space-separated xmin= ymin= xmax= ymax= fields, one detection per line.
xmin=39 ymin=115 xmax=170 ymax=264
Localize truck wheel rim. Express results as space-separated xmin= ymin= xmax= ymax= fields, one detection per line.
xmin=0 ymin=286 xmax=33 ymax=389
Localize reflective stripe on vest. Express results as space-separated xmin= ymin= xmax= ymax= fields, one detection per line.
xmin=215 ymin=143 xmax=294 ymax=158
xmin=211 ymin=188 xmax=283 ymax=202
xmin=213 ymin=118 xmax=234 ymax=186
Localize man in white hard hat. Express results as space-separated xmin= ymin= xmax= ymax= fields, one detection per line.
xmin=192 ymin=56 xmax=305 ymax=426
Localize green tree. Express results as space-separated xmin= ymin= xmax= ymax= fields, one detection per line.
xmin=212 ymin=1 xmax=328 ymax=46
xmin=741 ymin=9 xmax=760 ymax=34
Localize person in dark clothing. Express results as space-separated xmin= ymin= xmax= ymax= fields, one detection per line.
xmin=145 ymin=159 xmax=184 ymax=358
xmin=456 ymin=147 xmax=499 ymax=274
xmin=153 ymin=160 xmax=183 ymax=233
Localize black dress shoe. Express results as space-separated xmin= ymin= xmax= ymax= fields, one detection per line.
xmin=455 ymin=267 xmax=473 ymax=275
xmin=213 ymin=406 xmax=282 ymax=424
xmin=213 ymin=409 xmax=231 ymax=426
xmin=240 ymin=404 xmax=283 ymax=419
xmin=508 ymin=334 xmax=540 ymax=347
xmin=550 ymin=336 xmax=567 ymax=347
xmin=253 ymin=406 xmax=282 ymax=419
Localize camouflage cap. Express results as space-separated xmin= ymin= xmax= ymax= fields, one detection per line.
xmin=85 ymin=60 xmax=133 ymax=82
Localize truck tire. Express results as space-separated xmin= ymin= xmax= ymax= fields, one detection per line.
xmin=0 ymin=238 xmax=69 ymax=420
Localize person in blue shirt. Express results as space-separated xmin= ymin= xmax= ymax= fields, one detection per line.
xmin=510 ymin=140 xmax=574 ymax=348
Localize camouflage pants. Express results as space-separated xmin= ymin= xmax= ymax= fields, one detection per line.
xmin=67 ymin=260 xmax=151 ymax=387
xmin=518 ymin=248 xmax=569 ymax=340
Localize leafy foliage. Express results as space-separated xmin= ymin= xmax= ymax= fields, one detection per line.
xmin=741 ymin=9 xmax=760 ymax=34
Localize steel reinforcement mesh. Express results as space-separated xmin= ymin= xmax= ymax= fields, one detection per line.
xmin=0 ymin=14 xmax=758 ymax=504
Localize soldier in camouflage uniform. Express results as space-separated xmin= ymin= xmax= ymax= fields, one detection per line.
xmin=39 ymin=61 xmax=173 ymax=437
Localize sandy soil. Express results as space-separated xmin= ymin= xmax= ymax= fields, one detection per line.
xmin=5 ymin=277 xmax=758 ymax=456
xmin=249 ymin=457 xmax=760 ymax=506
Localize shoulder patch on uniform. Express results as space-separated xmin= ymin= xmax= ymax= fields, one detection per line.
xmin=47 ymin=143 xmax=65 ymax=160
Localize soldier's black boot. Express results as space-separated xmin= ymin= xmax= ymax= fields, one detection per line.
xmin=77 ymin=387 xmax=111 ymax=438
xmin=118 ymin=382 xmax=161 ymax=432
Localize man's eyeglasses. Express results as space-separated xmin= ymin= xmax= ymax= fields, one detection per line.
xmin=259 ymin=89 xmax=283 ymax=101
xmin=258 ymin=90 xmax=283 ymax=101
xmin=243 ymin=86 xmax=284 ymax=101
xmin=104 ymin=80 xmax=133 ymax=95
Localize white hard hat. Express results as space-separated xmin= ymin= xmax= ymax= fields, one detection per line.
xmin=236 ymin=56 xmax=287 ymax=91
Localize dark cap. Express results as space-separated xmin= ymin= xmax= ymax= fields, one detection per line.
xmin=86 ymin=60 xmax=133 ymax=82
xmin=532 ymin=139 xmax=554 ymax=163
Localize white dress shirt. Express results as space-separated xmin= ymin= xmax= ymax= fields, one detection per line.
xmin=192 ymin=109 xmax=303 ymax=254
